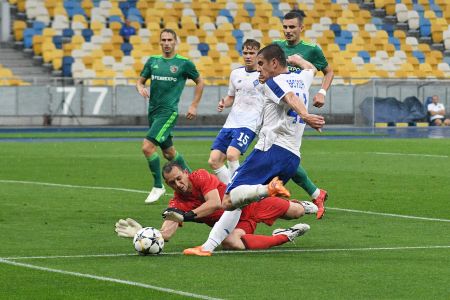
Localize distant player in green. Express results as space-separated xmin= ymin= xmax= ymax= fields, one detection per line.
xmin=274 ymin=10 xmax=335 ymax=219
xmin=136 ymin=28 xmax=204 ymax=204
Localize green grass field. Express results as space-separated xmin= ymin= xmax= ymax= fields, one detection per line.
xmin=1 ymin=134 xmax=449 ymax=299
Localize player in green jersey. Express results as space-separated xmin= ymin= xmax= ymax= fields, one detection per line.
xmin=136 ymin=28 xmax=204 ymax=204
xmin=274 ymin=10 xmax=335 ymax=219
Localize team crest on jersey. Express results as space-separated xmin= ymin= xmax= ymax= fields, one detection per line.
xmin=170 ymin=65 xmax=178 ymax=73
xmin=253 ymin=79 xmax=259 ymax=87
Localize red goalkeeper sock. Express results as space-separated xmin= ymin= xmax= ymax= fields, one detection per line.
xmin=241 ymin=234 xmax=289 ymax=250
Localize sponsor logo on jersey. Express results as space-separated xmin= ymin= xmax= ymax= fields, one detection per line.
xmin=286 ymin=79 xmax=305 ymax=90
xmin=151 ymin=75 xmax=177 ymax=82
xmin=253 ymin=79 xmax=259 ymax=87
xmin=152 ymin=64 xmax=159 ymax=69
xmin=170 ymin=65 xmax=178 ymax=73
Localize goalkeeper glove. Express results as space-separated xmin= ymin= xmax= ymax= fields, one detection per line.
xmin=115 ymin=218 xmax=143 ymax=238
xmin=162 ymin=207 xmax=197 ymax=222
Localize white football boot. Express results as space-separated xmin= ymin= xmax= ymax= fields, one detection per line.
xmin=144 ymin=186 xmax=166 ymax=204
xmin=272 ymin=223 xmax=311 ymax=242
xmin=300 ymin=201 xmax=318 ymax=214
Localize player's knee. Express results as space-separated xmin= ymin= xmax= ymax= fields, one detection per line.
xmin=226 ymin=153 xmax=239 ymax=162
xmin=285 ymin=202 xmax=305 ymax=219
xmin=222 ymin=236 xmax=245 ymax=250
xmin=162 ymin=147 xmax=176 ymax=160
xmin=208 ymin=156 xmax=221 ymax=169
xmin=222 ymin=197 xmax=234 ymax=210
xmin=142 ymin=143 xmax=156 ymax=157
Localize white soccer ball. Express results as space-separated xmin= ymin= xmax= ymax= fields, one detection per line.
xmin=133 ymin=227 xmax=164 ymax=255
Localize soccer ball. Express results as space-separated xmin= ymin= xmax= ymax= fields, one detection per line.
xmin=133 ymin=227 xmax=164 ymax=255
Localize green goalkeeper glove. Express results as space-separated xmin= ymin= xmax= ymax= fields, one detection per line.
xmin=115 ymin=218 xmax=143 ymax=238
xmin=162 ymin=208 xmax=197 ymax=222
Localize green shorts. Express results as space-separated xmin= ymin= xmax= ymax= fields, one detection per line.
xmin=145 ymin=111 xmax=178 ymax=149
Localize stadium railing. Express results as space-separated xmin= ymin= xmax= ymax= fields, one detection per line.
xmin=0 ymin=77 xmax=449 ymax=127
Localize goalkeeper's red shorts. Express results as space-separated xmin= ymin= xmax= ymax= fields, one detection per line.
xmin=236 ymin=196 xmax=290 ymax=234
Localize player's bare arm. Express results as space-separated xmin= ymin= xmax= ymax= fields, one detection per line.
xmin=218 ymin=95 xmax=235 ymax=112
xmin=313 ymin=65 xmax=334 ymax=108
xmin=186 ymin=76 xmax=205 ymax=120
xmin=286 ymin=55 xmax=317 ymax=73
xmin=192 ymin=189 xmax=222 ymax=218
xmin=136 ymin=77 xmax=149 ymax=98
xmin=160 ymin=219 xmax=180 ymax=242
xmin=283 ymin=91 xmax=325 ymax=131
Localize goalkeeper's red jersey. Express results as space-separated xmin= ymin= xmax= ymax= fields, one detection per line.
xmin=168 ymin=169 xmax=225 ymax=226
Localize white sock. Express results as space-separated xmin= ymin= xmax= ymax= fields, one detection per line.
xmin=213 ymin=165 xmax=230 ymax=184
xmin=311 ymin=188 xmax=320 ymax=199
xmin=202 ymin=209 xmax=242 ymax=252
xmin=227 ymin=160 xmax=240 ymax=176
xmin=230 ymin=184 xmax=268 ymax=207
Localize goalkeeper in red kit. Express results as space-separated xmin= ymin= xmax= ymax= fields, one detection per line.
xmin=116 ymin=162 xmax=318 ymax=252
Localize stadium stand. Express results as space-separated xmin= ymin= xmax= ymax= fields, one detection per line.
xmin=2 ymin=0 xmax=450 ymax=86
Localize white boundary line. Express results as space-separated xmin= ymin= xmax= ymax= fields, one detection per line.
xmin=0 ymin=258 xmax=222 ymax=300
xmin=327 ymin=207 xmax=450 ymax=223
xmin=1 ymin=179 xmax=449 ymax=223
xmin=368 ymin=152 xmax=448 ymax=158
xmin=3 ymin=245 xmax=450 ymax=260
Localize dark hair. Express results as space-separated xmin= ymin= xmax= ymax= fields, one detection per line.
xmin=161 ymin=161 xmax=183 ymax=179
xmin=160 ymin=28 xmax=177 ymax=40
xmin=284 ymin=9 xmax=305 ymax=24
xmin=257 ymin=44 xmax=287 ymax=68
xmin=242 ymin=39 xmax=261 ymax=50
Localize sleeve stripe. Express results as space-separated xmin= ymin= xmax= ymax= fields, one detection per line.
xmin=266 ymin=78 xmax=285 ymax=98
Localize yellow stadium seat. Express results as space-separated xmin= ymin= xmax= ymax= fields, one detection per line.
xmin=111 ymin=35 xmax=124 ymax=50
xmin=81 ymin=0 xmax=93 ymax=17
xmin=52 ymin=49 xmax=63 ymax=70
xmin=42 ymin=43 xmax=56 ymax=63
xmin=13 ymin=20 xmax=26 ymax=41
xmin=32 ymin=35 xmax=44 ymax=55
xmin=109 ymin=21 xmax=122 ymax=35
xmin=112 ymin=49 xmax=124 ymax=61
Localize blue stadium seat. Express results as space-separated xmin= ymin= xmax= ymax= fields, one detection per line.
xmin=232 ymin=29 xmax=244 ymax=41
xmin=335 ymin=37 xmax=347 ymax=50
xmin=413 ymin=4 xmax=424 ymax=17
xmin=72 ymin=7 xmax=86 ymax=17
xmin=119 ymin=1 xmax=130 ymax=16
xmin=82 ymin=28 xmax=93 ymax=42
xmin=272 ymin=9 xmax=284 ymax=19
xmin=412 ymin=50 xmax=425 ymax=63
xmin=198 ymin=43 xmax=210 ymax=56
xmin=128 ymin=0 xmax=137 ymax=7
xmin=127 ymin=14 xmax=143 ymax=24
xmin=330 ymin=23 xmax=341 ymax=37
xmin=358 ymin=50 xmax=370 ymax=63
xmin=371 ymin=17 xmax=383 ymax=30
xmin=63 ymin=28 xmax=74 ymax=39
xmin=62 ymin=56 xmax=74 ymax=77
xmin=219 ymin=9 xmax=234 ymax=23
xmin=244 ymin=2 xmax=255 ymax=17
xmin=235 ymin=40 xmax=243 ymax=55
xmin=382 ymin=24 xmax=394 ymax=37
xmin=445 ymin=56 xmax=450 ymax=66
xmin=419 ymin=18 xmax=431 ymax=37
xmin=121 ymin=42 xmax=133 ymax=55
xmin=53 ymin=35 xmax=63 ymax=49
xmin=127 ymin=7 xmax=142 ymax=19
xmin=32 ymin=21 xmax=46 ymax=34
xmin=23 ymin=28 xmax=36 ymax=49
xmin=388 ymin=37 xmax=401 ymax=50
xmin=430 ymin=4 xmax=442 ymax=17
xmin=109 ymin=15 xmax=123 ymax=23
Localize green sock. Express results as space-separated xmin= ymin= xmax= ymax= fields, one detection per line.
xmin=172 ymin=151 xmax=192 ymax=173
xmin=147 ymin=153 xmax=162 ymax=188
xmin=291 ymin=164 xmax=317 ymax=197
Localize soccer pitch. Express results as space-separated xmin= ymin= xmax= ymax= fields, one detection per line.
xmin=0 ymin=134 xmax=449 ymax=299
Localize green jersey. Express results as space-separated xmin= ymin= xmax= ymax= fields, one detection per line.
xmin=140 ymin=54 xmax=199 ymax=113
xmin=274 ymin=40 xmax=328 ymax=72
